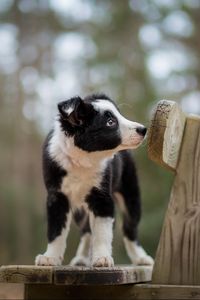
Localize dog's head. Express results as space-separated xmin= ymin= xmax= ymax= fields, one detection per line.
xmin=57 ymin=94 xmax=146 ymax=153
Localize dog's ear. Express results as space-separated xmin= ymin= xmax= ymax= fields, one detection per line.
xmin=58 ymin=97 xmax=93 ymax=126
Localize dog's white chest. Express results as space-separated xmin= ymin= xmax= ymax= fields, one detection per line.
xmin=61 ymin=169 xmax=100 ymax=208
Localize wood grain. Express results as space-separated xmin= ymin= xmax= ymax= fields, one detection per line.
xmin=152 ymin=116 xmax=200 ymax=285
xmin=0 ymin=283 xmax=23 ymax=300
xmin=25 ymin=284 xmax=200 ymax=300
xmin=0 ymin=265 xmax=53 ymax=284
xmin=0 ymin=265 xmax=152 ymax=285
xmin=54 ymin=265 xmax=152 ymax=285
xmin=148 ymin=100 xmax=186 ymax=171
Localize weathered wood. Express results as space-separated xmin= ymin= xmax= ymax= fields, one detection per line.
xmin=54 ymin=265 xmax=152 ymax=285
xmin=0 ymin=265 xmax=152 ymax=285
xmin=25 ymin=284 xmax=200 ymax=300
xmin=152 ymin=116 xmax=200 ymax=285
xmin=0 ymin=265 xmax=53 ymax=284
xmin=133 ymin=284 xmax=200 ymax=300
xmin=148 ymin=100 xmax=186 ymax=171
xmin=0 ymin=283 xmax=23 ymax=300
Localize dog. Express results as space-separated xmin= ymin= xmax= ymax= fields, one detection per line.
xmin=35 ymin=93 xmax=153 ymax=267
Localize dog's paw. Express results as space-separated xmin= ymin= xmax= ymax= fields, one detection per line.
xmin=70 ymin=256 xmax=90 ymax=267
xmin=136 ymin=255 xmax=154 ymax=266
xmin=35 ymin=254 xmax=62 ymax=266
xmin=92 ymin=256 xmax=114 ymax=267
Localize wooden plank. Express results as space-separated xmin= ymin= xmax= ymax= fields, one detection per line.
xmin=54 ymin=265 xmax=152 ymax=285
xmin=133 ymin=284 xmax=200 ymax=300
xmin=148 ymin=100 xmax=186 ymax=171
xmin=152 ymin=116 xmax=200 ymax=285
xmin=0 ymin=266 xmax=53 ymax=284
xmin=0 ymin=283 xmax=24 ymax=300
xmin=25 ymin=284 xmax=200 ymax=300
xmin=0 ymin=265 xmax=152 ymax=285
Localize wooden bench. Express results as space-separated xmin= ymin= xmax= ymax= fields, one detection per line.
xmin=0 ymin=265 xmax=152 ymax=299
xmin=1 ymin=100 xmax=200 ymax=299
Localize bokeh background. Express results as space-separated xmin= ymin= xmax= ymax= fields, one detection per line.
xmin=1 ymin=0 xmax=200 ymax=267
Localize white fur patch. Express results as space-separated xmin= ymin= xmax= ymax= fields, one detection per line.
xmin=64 ymin=106 xmax=74 ymax=116
xmin=62 ymin=175 xmax=95 ymax=208
xmin=90 ymin=215 xmax=114 ymax=267
xmin=35 ymin=212 xmax=72 ymax=266
xmin=93 ymin=100 xmax=145 ymax=149
xmin=48 ymin=120 xmax=115 ymax=208
xmin=123 ymin=237 xmax=154 ymax=266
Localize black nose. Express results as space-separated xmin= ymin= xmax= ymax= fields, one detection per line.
xmin=136 ymin=126 xmax=147 ymax=137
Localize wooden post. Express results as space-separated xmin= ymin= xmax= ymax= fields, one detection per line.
xmin=148 ymin=100 xmax=200 ymax=285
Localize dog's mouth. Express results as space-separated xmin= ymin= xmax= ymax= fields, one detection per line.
xmin=121 ymin=134 xmax=145 ymax=148
xmin=121 ymin=141 xmax=143 ymax=150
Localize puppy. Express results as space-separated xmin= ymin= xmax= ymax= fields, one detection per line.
xmin=35 ymin=93 xmax=153 ymax=267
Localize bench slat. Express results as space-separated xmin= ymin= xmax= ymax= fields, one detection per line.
xmin=54 ymin=265 xmax=152 ymax=285
xmin=0 ymin=265 xmax=53 ymax=284
xmin=0 ymin=265 xmax=152 ymax=285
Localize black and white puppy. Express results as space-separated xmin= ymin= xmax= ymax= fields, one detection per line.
xmin=35 ymin=94 xmax=153 ymax=267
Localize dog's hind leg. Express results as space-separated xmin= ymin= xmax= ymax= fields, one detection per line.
xmin=70 ymin=208 xmax=91 ymax=266
xmin=118 ymin=152 xmax=154 ymax=266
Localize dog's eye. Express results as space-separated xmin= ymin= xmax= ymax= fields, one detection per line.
xmin=106 ymin=118 xmax=116 ymax=127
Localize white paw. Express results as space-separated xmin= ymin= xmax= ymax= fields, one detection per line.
xmin=136 ymin=255 xmax=154 ymax=266
xmin=70 ymin=256 xmax=90 ymax=267
xmin=92 ymin=256 xmax=114 ymax=267
xmin=35 ymin=254 xmax=62 ymax=266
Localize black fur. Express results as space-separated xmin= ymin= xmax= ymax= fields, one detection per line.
xmin=43 ymin=132 xmax=70 ymax=242
xmin=58 ymin=94 xmax=122 ymax=152
xmin=47 ymin=191 xmax=70 ymax=242
xmin=86 ymin=188 xmax=115 ymax=218
xmin=74 ymin=109 xmax=121 ymax=152
xmin=43 ymin=94 xmax=142 ymax=247
xmin=119 ymin=151 xmax=141 ymax=241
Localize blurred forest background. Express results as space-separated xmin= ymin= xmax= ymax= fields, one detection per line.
xmin=0 ymin=0 xmax=200 ymax=266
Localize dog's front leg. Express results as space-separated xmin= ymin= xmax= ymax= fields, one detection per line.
xmin=87 ymin=190 xmax=114 ymax=267
xmin=35 ymin=191 xmax=71 ymax=266
xmin=90 ymin=214 xmax=114 ymax=267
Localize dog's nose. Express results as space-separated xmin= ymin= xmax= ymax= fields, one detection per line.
xmin=136 ymin=126 xmax=147 ymax=137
